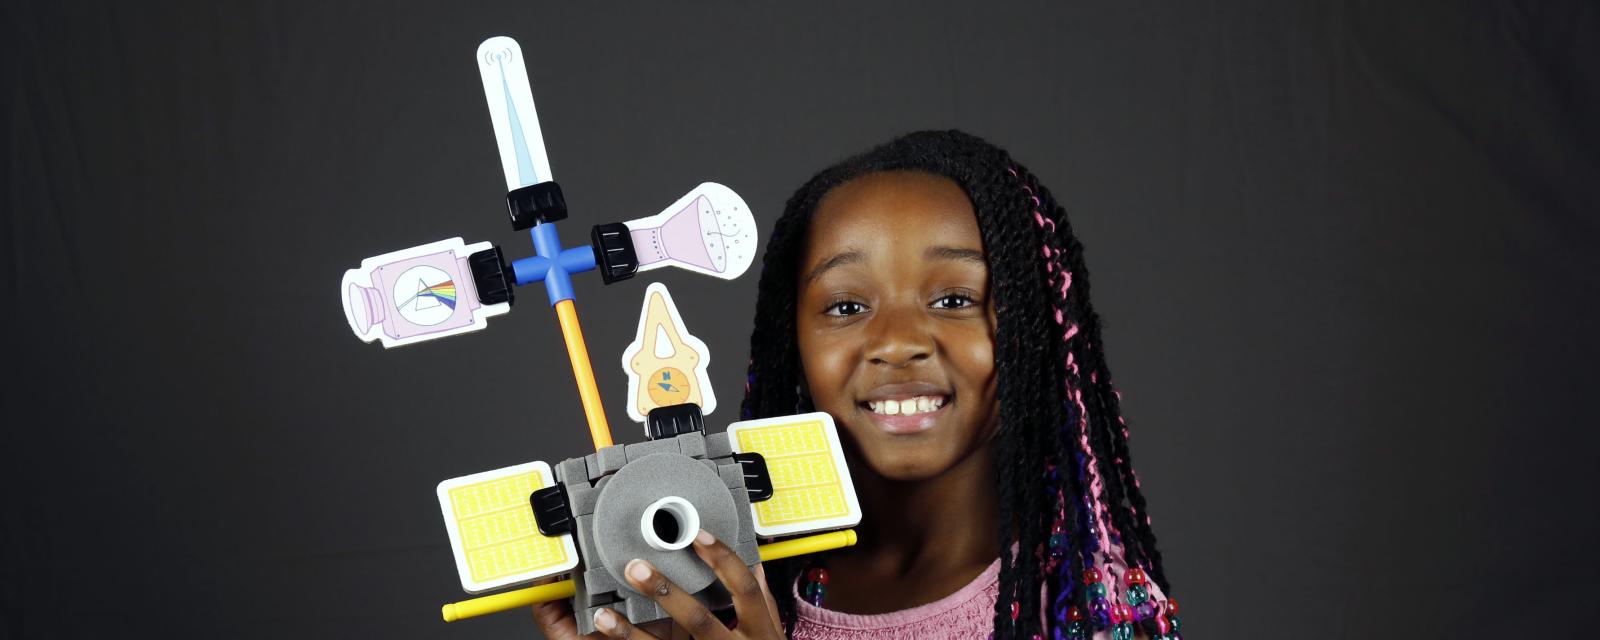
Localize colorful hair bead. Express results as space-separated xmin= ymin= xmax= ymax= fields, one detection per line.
xmin=801 ymin=564 xmax=828 ymax=606
xmin=1049 ymin=533 xmax=1068 ymax=554
xmin=1125 ymin=582 xmax=1150 ymax=607
xmin=1125 ymin=567 xmax=1147 ymax=586
xmin=1134 ymin=601 xmax=1156 ymax=621
xmin=1089 ymin=598 xmax=1111 ymax=629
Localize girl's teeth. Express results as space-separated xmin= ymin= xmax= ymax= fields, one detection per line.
xmin=869 ymin=396 xmax=946 ymax=415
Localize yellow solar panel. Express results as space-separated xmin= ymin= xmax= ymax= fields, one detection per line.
xmin=436 ymin=461 xmax=579 ymax=593
xmin=728 ymin=412 xmax=862 ymax=537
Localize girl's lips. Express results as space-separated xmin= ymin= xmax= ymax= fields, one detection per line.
xmin=862 ymin=400 xmax=950 ymax=435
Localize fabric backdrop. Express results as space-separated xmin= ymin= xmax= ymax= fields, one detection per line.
xmin=4 ymin=1 xmax=1596 ymax=637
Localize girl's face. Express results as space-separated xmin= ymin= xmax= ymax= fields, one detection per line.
xmin=796 ymin=171 xmax=1000 ymax=482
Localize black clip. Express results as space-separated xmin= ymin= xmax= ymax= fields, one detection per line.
xmin=506 ymin=181 xmax=568 ymax=230
xmin=591 ymin=222 xmax=638 ymax=284
xmin=732 ymin=452 xmax=774 ymax=503
xmin=646 ymin=403 xmax=704 ymax=441
xmin=529 ymin=485 xmax=574 ymax=536
xmin=467 ymin=246 xmax=515 ymax=306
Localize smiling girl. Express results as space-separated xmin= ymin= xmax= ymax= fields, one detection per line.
xmin=536 ymin=130 xmax=1179 ymax=640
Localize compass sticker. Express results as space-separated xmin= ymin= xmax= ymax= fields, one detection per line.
xmin=647 ymin=367 xmax=692 ymax=406
xmin=622 ymin=283 xmax=716 ymax=423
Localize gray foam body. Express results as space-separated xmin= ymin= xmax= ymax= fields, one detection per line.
xmin=556 ymin=431 xmax=759 ymax=634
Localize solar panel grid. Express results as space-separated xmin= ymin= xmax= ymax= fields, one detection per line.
xmin=736 ymin=420 xmax=851 ymax=526
xmin=438 ymin=461 xmax=579 ymax=591
xmin=447 ymin=471 xmax=571 ymax=581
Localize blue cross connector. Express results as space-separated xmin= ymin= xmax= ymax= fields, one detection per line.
xmin=492 ymin=181 xmax=635 ymax=305
xmin=512 ymin=222 xmax=597 ymax=306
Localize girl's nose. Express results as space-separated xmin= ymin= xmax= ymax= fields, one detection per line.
xmin=863 ymin=302 xmax=934 ymax=367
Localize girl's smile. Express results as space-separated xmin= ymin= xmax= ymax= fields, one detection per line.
xmin=859 ymin=381 xmax=952 ymax=434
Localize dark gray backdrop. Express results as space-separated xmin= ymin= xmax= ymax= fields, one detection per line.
xmin=5 ymin=1 xmax=1597 ymax=638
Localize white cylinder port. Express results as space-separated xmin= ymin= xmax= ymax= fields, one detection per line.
xmin=640 ymin=496 xmax=700 ymax=551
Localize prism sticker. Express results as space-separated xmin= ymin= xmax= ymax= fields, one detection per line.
xmin=341 ymin=238 xmax=509 ymax=348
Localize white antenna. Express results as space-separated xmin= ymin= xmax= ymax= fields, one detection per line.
xmin=476 ymin=36 xmax=554 ymax=190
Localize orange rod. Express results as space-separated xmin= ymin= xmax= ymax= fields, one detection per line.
xmin=554 ymin=299 xmax=613 ymax=450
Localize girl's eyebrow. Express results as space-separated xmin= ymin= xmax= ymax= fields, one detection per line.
xmin=805 ymin=246 xmax=984 ymax=286
xmin=804 ymin=250 xmax=864 ymax=285
xmin=926 ymin=246 xmax=985 ymax=264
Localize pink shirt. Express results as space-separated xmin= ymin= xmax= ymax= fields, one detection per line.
xmin=791 ymin=559 xmax=1003 ymax=640
xmin=791 ymin=554 xmax=1164 ymax=640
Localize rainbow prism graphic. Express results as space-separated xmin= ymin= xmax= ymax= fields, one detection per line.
xmin=399 ymin=279 xmax=460 ymax=312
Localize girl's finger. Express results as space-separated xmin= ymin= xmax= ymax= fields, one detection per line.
xmin=532 ymin=597 xmax=607 ymax=640
xmin=623 ymin=559 xmax=735 ymax=640
xmin=688 ymin=530 xmax=775 ymax=632
xmin=592 ymin=607 xmax=661 ymax=640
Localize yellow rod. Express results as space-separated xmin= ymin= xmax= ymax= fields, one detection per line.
xmin=554 ymin=299 xmax=613 ymax=450
xmin=441 ymin=579 xmax=576 ymax=623
xmin=752 ymin=529 xmax=858 ymax=563
xmin=440 ymin=528 xmax=859 ymax=623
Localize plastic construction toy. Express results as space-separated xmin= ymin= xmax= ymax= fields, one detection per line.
xmin=336 ymin=36 xmax=861 ymax=630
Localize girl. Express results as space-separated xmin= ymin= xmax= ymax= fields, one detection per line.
xmin=534 ymin=131 xmax=1179 ymax=640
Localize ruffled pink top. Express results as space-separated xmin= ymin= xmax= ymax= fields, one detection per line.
xmin=791 ymin=558 xmax=1003 ymax=640
xmin=790 ymin=554 xmax=1164 ymax=640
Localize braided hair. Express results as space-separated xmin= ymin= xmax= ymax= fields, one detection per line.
xmin=741 ymin=130 xmax=1176 ymax=639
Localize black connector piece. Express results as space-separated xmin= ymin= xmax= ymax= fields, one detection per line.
xmin=506 ymin=181 xmax=568 ymax=230
xmin=645 ymin=402 xmax=704 ymax=441
xmin=732 ymin=452 xmax=774 ymax=503
xmin=529 ymin=485 xmax=574 ymax=536
xmin=468 ymin=246 xmax=515 ymax=306
xmin=590 ymin=222 xmax=638 ymax=284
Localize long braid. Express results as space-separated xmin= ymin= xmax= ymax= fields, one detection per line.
xmin=1040 ymin=194 xmax=1169 ymax=590
xmin=982 ymin=160 xmax=1055 ymax=640
xmin=1095 ymin=362 xmax=1172 ymax=593
xmin=742 ymin=131 xmax=1175 ymax=639
xmin=1016 ymin=160 xmax=1176 ymax=633
xmin=1016 ymin=165 xmax=1117 ymax=638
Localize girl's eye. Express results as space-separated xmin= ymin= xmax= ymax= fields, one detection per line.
xmin=825 ymin=300 xmax=869 ymax=316
xmin=932 ymin=294 xmax=976 ymax=310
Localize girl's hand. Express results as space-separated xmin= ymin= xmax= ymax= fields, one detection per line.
xmin=530 ymin=577 xmax=606 ymax=640
xmin=532 ymin=596 xmax=675 ymax=640
xmin=590 ymin=529 xmax=784 ymax=639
